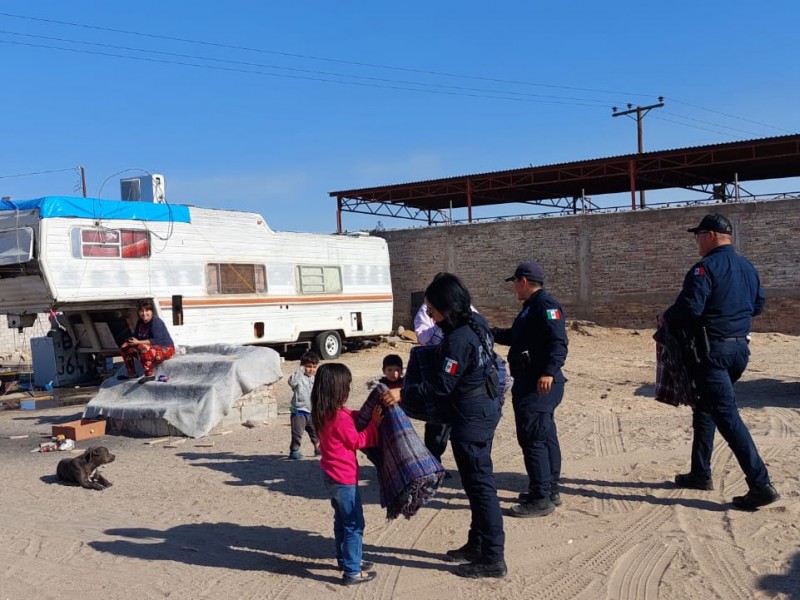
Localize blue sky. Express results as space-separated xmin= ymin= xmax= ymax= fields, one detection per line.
xmin=1 ymin=2 xmax=798 ymax=233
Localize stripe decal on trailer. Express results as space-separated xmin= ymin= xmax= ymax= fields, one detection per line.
xmin=158 ymin=293 xmax=393 ymax=309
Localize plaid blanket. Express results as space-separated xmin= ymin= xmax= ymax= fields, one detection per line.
xmin=354 ymin=383 xmax=445 ymax=519
xmin=653 ymin=324 xmax=697 ymax=408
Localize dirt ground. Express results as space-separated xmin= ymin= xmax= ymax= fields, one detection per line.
xmin=0 ymin=323 xmax=798 ymax=600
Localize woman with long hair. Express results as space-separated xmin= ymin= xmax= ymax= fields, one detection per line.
xmin=403 ymin=273 xmax=506 ymax=579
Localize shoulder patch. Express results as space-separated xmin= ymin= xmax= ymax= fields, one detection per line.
xmin=694 ymin=266 xmax=705 ymax=276
xmin=546 ymin=308 xmax=561 ymax=320
xmin=442 ymin=357 xmax=459 ymax=375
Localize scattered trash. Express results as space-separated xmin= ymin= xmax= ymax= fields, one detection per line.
xmin=157 ymin=374 xmax=169 ymax=383
xmin=58 ymin=439 xmax=75 ymax=451
xmin=33 ymin=441 xmax=59 ymax=453
xmin=8 ymin=435 xmax=28 ymax=440
xmin=242 ymin=419 xmax=261 ymax=428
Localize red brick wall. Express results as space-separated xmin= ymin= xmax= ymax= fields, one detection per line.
xmin=377 ymin=199 xmax=800 ymax=334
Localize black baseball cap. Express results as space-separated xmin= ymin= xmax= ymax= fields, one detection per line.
xmin=505 ymin=261 xmax=545 ymax=283
xmin=687 ymin=213 xmax=732 ymax=235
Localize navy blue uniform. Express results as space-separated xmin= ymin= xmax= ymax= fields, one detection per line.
xmin=404 ymin=314 xmax=504 ymax=563
xmin=663 ymin=244 xmax=770 ymax=488
xmin=493 ymin=289 xmax=568 ymax=500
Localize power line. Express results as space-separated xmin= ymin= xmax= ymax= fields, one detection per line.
xmin=0 ymin=38 xmax=617 ymax=107
xmin=0 ymin=30 xmax=623 ymax=106
xmin=0 ymin=166 xmax=79 ymax=179
xmin=0 ymin=12 xmax=792 ymax=135
xmin=667 ymin=97 xmax=794 ymax=134
xmin=0 ymin=11 xmax=653 ymax=99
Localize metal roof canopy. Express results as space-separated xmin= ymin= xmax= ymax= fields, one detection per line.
xmin=329 ymin=134 xmax=800 ymax=231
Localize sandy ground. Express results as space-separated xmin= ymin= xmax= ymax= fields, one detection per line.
xmin=0 ymin=323 xmax=798 ymax=600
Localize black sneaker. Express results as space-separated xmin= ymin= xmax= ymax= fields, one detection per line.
xmin=519 ymin=491 xmax=562 ymax=506
xmin=675 ymin=472 xmax=714 ymax=491
xmin=509 ymin=498 xmax=555 ymax=518
xmin=342 ymin=571 xmax=377 ymax=586
xmin=138 ymin=375 xmax=156 ymax=384
xmin=732 ymin=484 xmax=780 ymax=511
xmin=454 ymin=560 xmax=507 ymax=579
xmin=445 ymin=544 xmax=482 ymax=563
xmin=116 ymin=374 xmax=134 ymax=380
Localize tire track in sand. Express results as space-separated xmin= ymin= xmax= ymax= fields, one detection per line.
xmin=605 ymin=541 xmax=679 ymax=600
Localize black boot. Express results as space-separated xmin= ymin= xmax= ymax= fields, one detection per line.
xmin=675 ymin=472 xmax=714 ymax=490
xmin=445 ymin=543 xmax=482 ymax=563
xmin=455 ymin=560 xmax=507 ymax=579
xmin=732 ymin=484 xmax=780 ymax=511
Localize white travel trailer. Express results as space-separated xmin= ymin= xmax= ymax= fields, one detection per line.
xmin=0 ymin=196 xmax=393 ymax=361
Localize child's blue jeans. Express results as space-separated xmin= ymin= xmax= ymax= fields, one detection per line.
xmin=323 ymin=474 xmax=365 ymax=578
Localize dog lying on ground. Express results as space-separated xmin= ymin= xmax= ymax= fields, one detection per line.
xmin=56 ymin=446 xmax=116 ymax=490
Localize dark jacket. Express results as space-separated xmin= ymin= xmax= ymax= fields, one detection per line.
xmin=663 ymin=244 xmax=765 ymax=339
xmin=403 ymin=313 xmax=500 ymax=442
xmin=493 ymin=289 xmax=568 ymax=405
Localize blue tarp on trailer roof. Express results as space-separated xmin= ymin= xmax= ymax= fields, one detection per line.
xmin=0 ymin=196 xmax=191 ymax=223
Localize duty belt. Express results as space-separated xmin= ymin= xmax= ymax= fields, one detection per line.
xmin=710 ymin=336 xmax=748 ymax=342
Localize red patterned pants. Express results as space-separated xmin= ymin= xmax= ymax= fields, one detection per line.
xmin=121 ymin=343 xmax=175 ymax=377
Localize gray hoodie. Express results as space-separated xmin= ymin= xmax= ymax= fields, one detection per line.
xmin=288 ymin=367 xmax=314 ymax=413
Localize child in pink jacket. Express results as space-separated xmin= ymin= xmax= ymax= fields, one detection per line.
xmin=311 ymin=363 xmax=382 ymax=586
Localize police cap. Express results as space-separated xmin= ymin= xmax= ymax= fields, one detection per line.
xmin=505 ymin=261 xmax=545 ymax=283
xmin=687 ymin=213 xmax=732 ymax=235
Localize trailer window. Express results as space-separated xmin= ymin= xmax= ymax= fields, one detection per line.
xmin=0 ymin=227 xmax=34 ymax=265
xmin=297 ymin=265 xmax=342 ymax=294
xmin=206 ymin=263 xmax=267 ymax=294
xmin=80 ymin=229 xmax=150 ymax=259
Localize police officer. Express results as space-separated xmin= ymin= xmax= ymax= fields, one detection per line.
xmin=402 ymin=273 xmax=506 ymax=578
xmin=663 ymin=213 xmax=779 ymax=510
xmin=492 ymin=261 xmax=568 ymax=518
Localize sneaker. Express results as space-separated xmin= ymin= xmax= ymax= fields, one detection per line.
xmin=117 ymin=374 xmax=134 ymax=380
xmin=445 ymin=544 xmax=482 ymax=563
xmin=138 ymin=375 xmax=156 ymax=384
xmin=342 ymin=571 xmax=377 ymax=586
xmin=519 ymin=491 xmax=562 ymax=506
xmin=509 ymin=498 xmax=555 ymax=518
xmin=454 ymin=560 xmax=507 ymax=579
xmin=288 ymin=450 xmax=303 ymax=460
xmin=732 ymin=484 xmax=780 ymax=511
xmin=675 ymin=472 xmax=714 ymax=491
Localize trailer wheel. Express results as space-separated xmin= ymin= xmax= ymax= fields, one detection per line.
xmin=315 ymin=330 xmax=342 ymax=359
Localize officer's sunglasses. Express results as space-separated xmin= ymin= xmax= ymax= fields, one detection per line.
xmin=694 ymin=230 xmax=711 ymax=239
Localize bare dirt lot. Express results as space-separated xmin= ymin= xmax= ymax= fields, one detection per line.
xmin=1 ymin=324 xmax=798 ymax=599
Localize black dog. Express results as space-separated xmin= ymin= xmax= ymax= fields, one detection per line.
xmin=56 ymin=446 xmax=116 ymax=490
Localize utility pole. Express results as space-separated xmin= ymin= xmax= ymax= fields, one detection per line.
xmin=612 ymin=97 xmax=664 ymax=209
xmin=79 ymin=165 xmax=87 ymax=197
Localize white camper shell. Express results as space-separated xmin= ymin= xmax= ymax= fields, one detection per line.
xmin=0 ymin=196 xmax=393 ymax=360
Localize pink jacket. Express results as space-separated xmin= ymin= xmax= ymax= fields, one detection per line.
xmin=319 ymin=407 xmax=379 ymax=485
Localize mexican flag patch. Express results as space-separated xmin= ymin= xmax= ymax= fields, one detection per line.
xmin=443 ymin=358 xmax=459 ymax=375
xmin=546 ymin=308 xmax=561 ymax=320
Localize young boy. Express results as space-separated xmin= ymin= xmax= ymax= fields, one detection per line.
xmin=379 ymin=354 xmax=404 ymax=390
xmin=288 ymin=350 xmax=321 ymax=459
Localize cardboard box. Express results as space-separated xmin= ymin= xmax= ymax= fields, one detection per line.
xmin=51 ymin=419 xmax=107 ymax=441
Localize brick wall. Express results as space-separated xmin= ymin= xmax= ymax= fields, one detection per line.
xmin=377 ymin=199 xmax=800 ymax=334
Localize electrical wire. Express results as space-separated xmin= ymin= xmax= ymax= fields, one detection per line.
xmin=0 ymin=30 xmax=628 ymax=106
xmin=0 ymin=11 xmax=654 ymax=99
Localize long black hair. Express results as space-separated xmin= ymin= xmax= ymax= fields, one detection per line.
xmin=426 ymin=272 xmax=494 ymax=364
xmin=424 ymin=272 xmax=472 ymax=334
xmin=311 ymin=363 xmax=352 ymax=433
